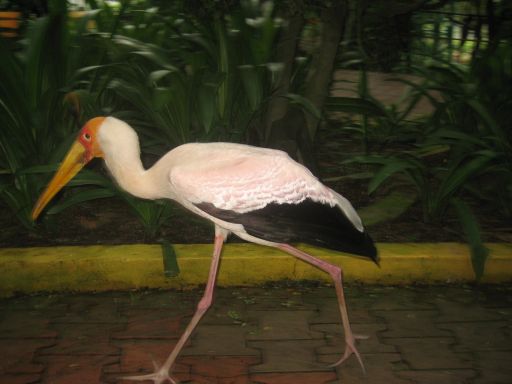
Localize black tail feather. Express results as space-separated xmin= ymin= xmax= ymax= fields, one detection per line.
xmin=196 ymin=199 xmax=379 ymax=264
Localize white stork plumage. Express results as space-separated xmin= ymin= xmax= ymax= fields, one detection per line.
xmin=32 ymin=116 xmax=378 ymax=384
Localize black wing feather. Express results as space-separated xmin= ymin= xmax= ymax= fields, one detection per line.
xmin=196 ymin=199 xmax=378 ymax=263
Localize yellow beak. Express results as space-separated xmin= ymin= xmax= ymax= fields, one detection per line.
xmin=31 ymin=140 xmax=89 ymax=220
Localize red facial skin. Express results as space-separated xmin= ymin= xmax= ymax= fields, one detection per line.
xmin=77 ymin=116 xmax=105 ymax=161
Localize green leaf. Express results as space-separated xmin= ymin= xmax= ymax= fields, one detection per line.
xmin=343 ymin=155 xmax=390 ymax=166
xmin=47 ymin=188 xmax=116 ymax=215
xmin=197 ymin=83 xmax=217 ymax=133
xmin=16 ymin=164 xmax=60 ymax=175
xmin=389 ymin=77 xmax=441 ymax=108
xmin=323 ymin=171 xmax=373 ymax=183
xmin=149 ymin=69 xmax=176 ymax=83
xmin=411 ymin=144 xmax=450 ymax=158
xmin=326 ymin=97 xmax=386 ymax=117
xmin=239 ymin=65 xmax=262 ymax=111
xmin=68 ymin=169 xmax=115 ymax=188
xmin=466 ymin=99 xmax=504 ymax=141
xmin=438 ymin=152 xmax=495 ymax=204
xmin=120 ymin=194 xmax=173 ymax=238
xmin=451 ymin=199 xmax=488 ymax=281
xmin=73 ymin=64 xmax=113 ymax=79
xmin=161 ymin=240 xmax=180 ymax=278
xmin=368 ymin=160 xmax=414 ymax=194
xmin=284 ymin=93 xmax=322 ymax=120
xmin=429 ymin=129 xmax=487 ymax=147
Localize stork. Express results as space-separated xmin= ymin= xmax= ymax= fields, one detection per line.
xmin=32 ymin=116 xmax=378 ymax=384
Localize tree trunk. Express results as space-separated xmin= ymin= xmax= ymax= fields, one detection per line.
xmin=303 ymin=2 xmax=346 ymax=140
xmin=263 ymin=1 xmax=347 ymax=175
xmin=262 ymin=1 xmax=305 ymax=143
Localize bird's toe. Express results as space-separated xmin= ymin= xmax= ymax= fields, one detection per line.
xmin=328 ymin=334 xmax=366 ymax=374
xmin=120 ymin=368 xmax=178 ymax=384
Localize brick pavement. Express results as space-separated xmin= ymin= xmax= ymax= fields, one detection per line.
xmin=0 ymin=284 xmax=511 ymax=384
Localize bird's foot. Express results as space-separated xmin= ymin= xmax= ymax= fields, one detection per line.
xmin=329 ymin=333 xmax=368 ymax=374
xmin=120 ymin=360 xmax=178 ymax=384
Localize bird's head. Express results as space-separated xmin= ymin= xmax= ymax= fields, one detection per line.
xmin=31 ymin=116 xmax=106 ymax=220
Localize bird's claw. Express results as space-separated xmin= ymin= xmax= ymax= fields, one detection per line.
xmin=121 ymin=370 xmax=177 ymax=384
xmin=120 ymin=360 xmax=177 ymax=384
xmin=328 ymin=333 xmax=368 ymax=374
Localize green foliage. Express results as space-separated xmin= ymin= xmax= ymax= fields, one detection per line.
xmin=121 ymin=195 xmax=175 ymax=239
xmin=0 ymin=1 xmax=168 ymax=237
xmin=0 ymin=1 xmax=91 ymax=230
xmin=83 ymin=0 xmax=283 ymax=152
xmin=409 ymin=57 xmax=512 ymax=216
xmin=161 ymin=240 xmax=180 ymax=277
xmin=45 ymin=169 xmax=118 ymax=215
xmin=350 ymin=145 xmax=497 ymax=223
xmin=345 ymin=47 xmax=512 ymax=279
xmin=327 ymin=68 xmax=426 ymax=152
xmin=43 ymin=167 xmax=175 ymax=240
xmin=0 ymin=0 xmax=285 ymax=239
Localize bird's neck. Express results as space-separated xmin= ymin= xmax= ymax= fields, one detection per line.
xmin=103 ymin=150 xmax=159 ymax=200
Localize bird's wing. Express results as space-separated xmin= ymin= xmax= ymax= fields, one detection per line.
xmin=169 ymin=146 xmax=332 ymax=213
xmin=168 ymin=144 xmax=374 ymax=259
xmin=169 ymin=144 xmax=364 ymax=233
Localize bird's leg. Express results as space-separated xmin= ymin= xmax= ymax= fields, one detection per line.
xmin=121 ymin=232 xmax=226 ymax=384
xmin=277 ymin=244 xmax=366 ymax=373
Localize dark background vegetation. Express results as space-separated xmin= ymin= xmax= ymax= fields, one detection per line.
xmin=0 ymin=0 xmax=511 ymax=278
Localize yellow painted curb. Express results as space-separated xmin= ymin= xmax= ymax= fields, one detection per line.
xmin=0 ymin=243 xmax=511 ymax=297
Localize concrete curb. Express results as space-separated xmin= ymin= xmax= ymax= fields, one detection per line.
xmin=0 ymin=243 xmax=511 ymax=297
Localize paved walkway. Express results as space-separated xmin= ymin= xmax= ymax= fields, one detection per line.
xmin=1 ymin=284 xmax=511 ymax=384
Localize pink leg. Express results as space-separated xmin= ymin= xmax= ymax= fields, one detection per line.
xmin=277 ymin=243 xmax=366 ymax=373
xmin=122 ymin=232 xmax=226 ymax=384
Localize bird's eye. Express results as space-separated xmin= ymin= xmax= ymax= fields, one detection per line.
xmin=83 ymin=132 xmax=91 ymax=141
